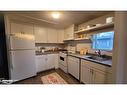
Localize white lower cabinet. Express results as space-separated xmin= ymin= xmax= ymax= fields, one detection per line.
xmin=93 ymin=69 xmax=107 ymax=84
xmin=68 ymin=56 xmax=80 ymax=80
xmin=35 ymin=55 xmax=47 ymax=72
xmin=81 ymin=59 xmax=111 ymax=84
xmin=53 ymin=54 xmax=59 ymax=69
xmin=36 ymin=54 xmax=58 ymax=73
xmin=46 ymin=54 xmax=58 ymax=70
xmin=81 ymin=64 xmax=91 ymax=83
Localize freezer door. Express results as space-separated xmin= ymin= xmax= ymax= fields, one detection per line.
xmin=10 ymin=50 xmax=36 ymax=81
xmin=9 ymin=34 xmax=35 ymax=50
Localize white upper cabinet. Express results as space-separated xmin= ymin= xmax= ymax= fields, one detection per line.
xmin=64 ymin=24 xmax=75 ymax=40
xmin=10 ymin=22 xmax=34 ymax=35
xmin=47 ymin=28 xmax=58 ymax=43
xmin=34 ymin=26 xmax=59 ymax=43
xmin=23 ymin=24 xmax=34 ymax=35
xmin=10 ymin=22 xmax=23 ymax=34
xmin=34 ymin=26 xmax=48 ymax=43
xmin=57 ymin=29 xmax=64 ymax=43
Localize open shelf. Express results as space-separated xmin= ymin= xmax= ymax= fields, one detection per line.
xmin=63 ymin=38 xmax=75 ymax=42
xmin=74 ymin=38 xmax=90 ymax=41
xmin=74 ymin=22 xmax=114 ymax=34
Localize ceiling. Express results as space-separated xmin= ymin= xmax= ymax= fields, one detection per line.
xmin=6 ymin=11 xmax=113 ymax=29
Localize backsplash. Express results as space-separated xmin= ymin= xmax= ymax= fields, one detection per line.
xmin=66 ymin=43 xmax=76 ymax=53
xmin=65 ymin=44 xmax=112 ymax=57
xmin=66 ymin=41 xmax=112 ymax=56
xmin=35 ymin=43 xmax=66 ymax=52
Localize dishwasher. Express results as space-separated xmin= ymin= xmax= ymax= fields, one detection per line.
xmin=68 ymin=56 xmax=80 ymax=80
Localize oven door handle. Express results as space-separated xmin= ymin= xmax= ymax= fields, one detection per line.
xmin=60 ymin=56 xmax=65 ymax=61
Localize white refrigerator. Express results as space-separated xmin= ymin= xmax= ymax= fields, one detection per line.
xmin=9 ymin=34 xmax=37 ymax=81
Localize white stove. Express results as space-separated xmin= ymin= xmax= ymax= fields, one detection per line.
xmin=59 ymin=52 xmax=68 ymax=73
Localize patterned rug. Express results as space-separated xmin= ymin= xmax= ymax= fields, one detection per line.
xmin=41 ymin=72 xmax=67 ymax=84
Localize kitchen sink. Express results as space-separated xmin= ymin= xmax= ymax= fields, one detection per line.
xmin=86 ymin=55 xmax=111 ymax=61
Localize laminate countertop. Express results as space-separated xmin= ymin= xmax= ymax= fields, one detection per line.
xmin=68 ymin=53 xmax=112 ymax=67
xmin=36 ymin=51 xmax=59 ymax=55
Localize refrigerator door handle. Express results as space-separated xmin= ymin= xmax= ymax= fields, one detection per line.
xmin=9 ymin=34 xmax=17 ymax=50
xmin=9 ymin=35 xmax=14 ymax=50
xmin=10 ymin=34 xmax=15 ymax=36
xmin=10 ymin=51 xmax=14 ymax=70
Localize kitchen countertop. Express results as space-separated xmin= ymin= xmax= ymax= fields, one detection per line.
xmin=68 ymin=53 xmax=112 ymax=67
xmin=36 ymin=51 xmax=112 ymax=67
xmin=36 ymin=51 xmax=59 ymax=55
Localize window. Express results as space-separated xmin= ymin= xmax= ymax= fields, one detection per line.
xmin=92 ymin=31 xmax=114 ymax=51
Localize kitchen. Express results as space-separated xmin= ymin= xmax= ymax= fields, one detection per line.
xmin=0 ymin=11 xmax=127 ymax=84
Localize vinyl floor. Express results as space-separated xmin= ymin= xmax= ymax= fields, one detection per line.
xmin=15 ymin=68 xmax=80 ymax=84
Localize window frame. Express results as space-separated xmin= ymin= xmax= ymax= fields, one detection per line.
xmin=91 ymin=31 xmax=114 ymax=51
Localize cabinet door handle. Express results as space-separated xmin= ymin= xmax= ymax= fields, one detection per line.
xmin=21 ymin=31 xmax=25 ymax=34
xmin=91 ymin=70 xmax=94 ymax=75
xmin=10 ymin=51 xmax=14 ymax=69
xmin=10 ymin=34 xmax=15 ymax=36
xmin=90 ymin=69 xmax=93 ymax=75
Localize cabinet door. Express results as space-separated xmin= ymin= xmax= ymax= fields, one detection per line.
xmin=106 ymin=73 xmax=112 ymax=83
xmin=10 ymin=22 xmax=23 ymax=34
xmin=53 ymin=54 xmax=59 ymax=69
xmin=46 ymin=54 xmax=55 ymax=70
xmin=34 ymin=26 xmax=47 ymax=43
xmin=35 ymin=55 xmax=47 ymax=72
xmin=93 ymin=69 xmax=106 ymax=84
xmin=10 ymin=22 xmax=34 ymax=35
xmin=47 ymin=28 xmax=58 ymax=43
xmin=64 ymin=24 xmax=74 ymax=40
xmin=68 ymin=56 xmax=79 ymax=80
xmin=57 ymin=29 xmax=64 ymax=43
xmin=23 ymin=24 xmax=34 ymax=35
xmin=81 ymin=64 xmax=92 ymax=84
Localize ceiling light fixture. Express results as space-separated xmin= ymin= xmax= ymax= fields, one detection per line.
xmin=52 ymin=12 xmax=60 ymax=19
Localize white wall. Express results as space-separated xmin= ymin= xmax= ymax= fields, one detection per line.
xmin=112 ymin=12 xmax=127 ymax=83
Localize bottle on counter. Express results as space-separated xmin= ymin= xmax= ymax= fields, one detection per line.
xmin=80 ymin=48 xmax=88 ymax=55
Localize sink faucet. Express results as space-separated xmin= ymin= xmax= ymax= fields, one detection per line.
xmin=95 ymin=50 xmax=101 ymax=56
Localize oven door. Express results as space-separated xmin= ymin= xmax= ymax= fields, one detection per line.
xmin=59 ymin=56 xmax=67 ymax=67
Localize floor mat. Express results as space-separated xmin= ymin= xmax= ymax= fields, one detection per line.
xmin=41 ymin=72 xmax=67 ymax=84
